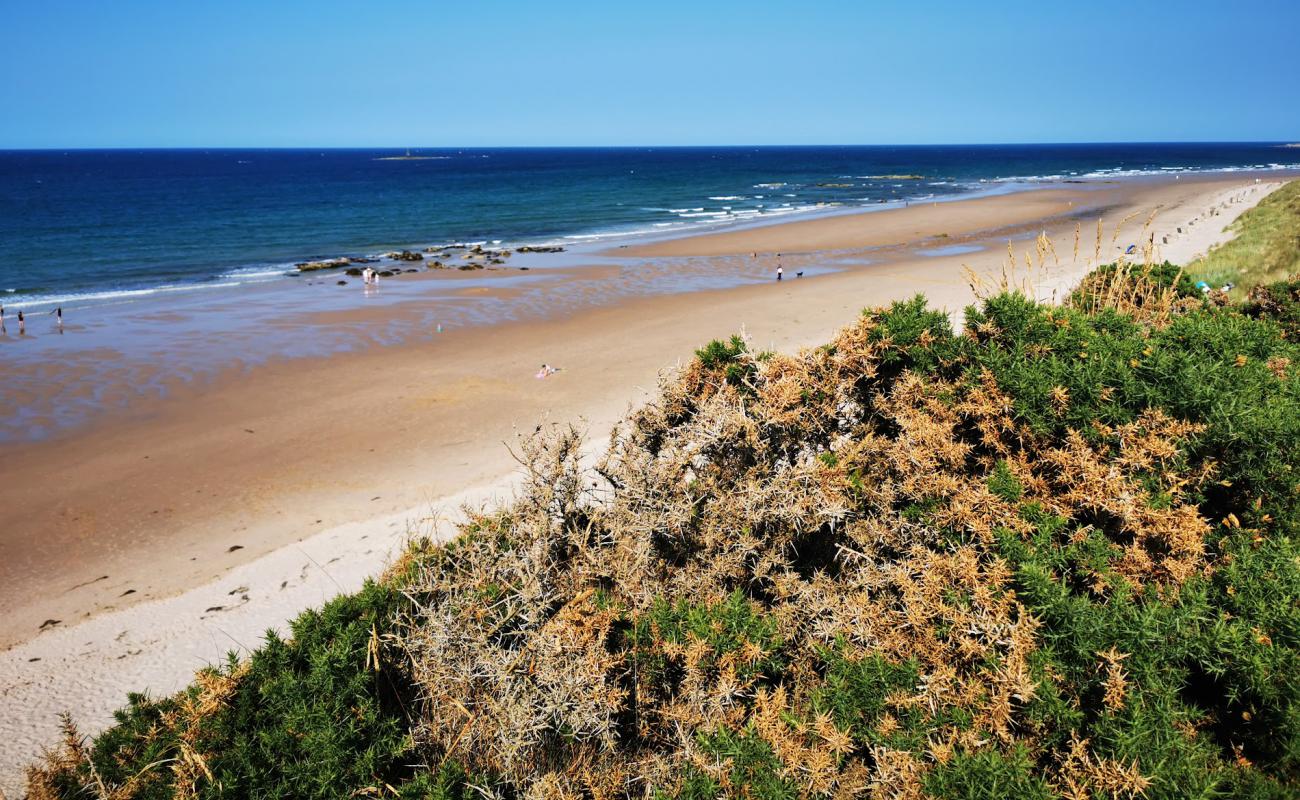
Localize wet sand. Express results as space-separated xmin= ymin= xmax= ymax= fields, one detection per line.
xmin=621 ymin=188 xmax=1090 ymax=257
xmin=0 ymin=172 xmax=1291 ymax=794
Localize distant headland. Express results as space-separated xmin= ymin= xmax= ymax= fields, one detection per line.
xmin=374 ymin=149 xmax=443 ymax=161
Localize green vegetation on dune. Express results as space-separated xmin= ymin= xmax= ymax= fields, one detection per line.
xmin=27 ymin=263 xmax=1300 ymax=800
xmin=1243 ymin=276 xmax=1300 ymax=340
xmin=1190 ymin=179 xmax=1300 ymax=295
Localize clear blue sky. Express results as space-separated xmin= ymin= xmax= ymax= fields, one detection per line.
xmin=3 ymin=0 xmax=1297 ymax=147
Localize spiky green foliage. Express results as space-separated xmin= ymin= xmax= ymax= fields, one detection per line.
xmin=696 ymin=335 xmax=757 ymax=388
xmin=1243 ymin=275 xmax=1300 ymax=339
xmin=1071 ymin=259 xmax=1200 ymax=302
xmin=922 ymin=747 xmax=1053 ymax=800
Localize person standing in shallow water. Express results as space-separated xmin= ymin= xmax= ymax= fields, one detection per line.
xmin=17 ymin=310 xmax=25 ymax=335
xmin=53 ymin=307 xmax=63 ymax=331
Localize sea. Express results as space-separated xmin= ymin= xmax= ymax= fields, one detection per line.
xmin=2 ymin=143 xmax=1298 ymax=311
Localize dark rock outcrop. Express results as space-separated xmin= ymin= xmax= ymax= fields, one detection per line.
xmin=296 ymin=257 xmax=351 ymax=272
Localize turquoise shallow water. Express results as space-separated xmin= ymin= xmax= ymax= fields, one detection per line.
xmin=3 ymin=143 xmax=1298 ymax=309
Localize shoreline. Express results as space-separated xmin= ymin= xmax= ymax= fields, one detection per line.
xmin=4 ymin=164 xmax=1296 ymax=315
xmin=7 ymin=171 xmax=1271 ymax=449
xmin=0 ymin=171 xmax=1290 ymax=794
xmin=0 ymin=183 xmax=1120 ymax=448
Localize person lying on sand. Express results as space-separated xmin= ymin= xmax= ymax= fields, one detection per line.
xmin=535 ymin=364 xmax=561 ymax=379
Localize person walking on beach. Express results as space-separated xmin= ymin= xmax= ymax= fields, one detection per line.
xmin=17 ymin=310 xmax=24 ymax=335
xmin=777 ymin=266 xmax=783 ymax=281
xmin=52 ymin=307 xmax=62 ymax=331
xmin=0 ymin=304 xmax=5 ymax=334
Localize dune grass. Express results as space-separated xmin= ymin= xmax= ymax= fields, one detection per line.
xmin=1189 ymin=179 xmax=1300 ymax=295
xmin=25 ymin=262 xmax=1300 ymax=799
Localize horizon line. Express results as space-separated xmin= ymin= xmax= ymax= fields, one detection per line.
xmin=2 ymin=139 xmax=1298 ymax=152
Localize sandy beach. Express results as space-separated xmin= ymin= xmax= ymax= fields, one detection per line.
xmin=0 ymin=172 xmax=1290 ymax=793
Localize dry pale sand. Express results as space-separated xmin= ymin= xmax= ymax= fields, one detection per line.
xmin=0 ymin=174 xmax=1288 ymax=794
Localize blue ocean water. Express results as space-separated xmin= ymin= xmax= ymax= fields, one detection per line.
xmin=1 ymin=143 xmax=1296 ymax=308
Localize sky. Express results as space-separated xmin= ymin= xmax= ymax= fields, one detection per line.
xmin=2 ymin=0 xmax=1298 ymax=148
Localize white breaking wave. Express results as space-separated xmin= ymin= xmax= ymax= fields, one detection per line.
xmin=987 ymin=163 xmax=1300 ymax=183
xmin=6 ymin=281 xmax=245 ymax=311
xmin=220 ymin=265 xmax=297 ymax=280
